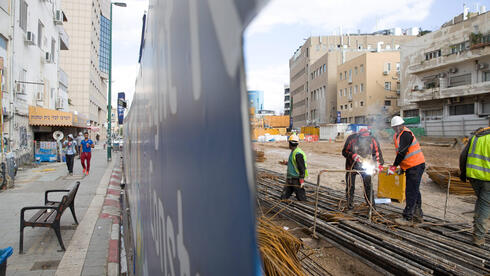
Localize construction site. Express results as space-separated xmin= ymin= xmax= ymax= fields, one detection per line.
xmin=253 ymin=135 xmax=489 ymax=275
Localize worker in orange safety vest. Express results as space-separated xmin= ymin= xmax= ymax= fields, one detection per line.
xmin=388 ymin=116 xmax=426 ymax=226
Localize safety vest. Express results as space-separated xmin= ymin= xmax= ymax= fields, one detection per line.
xmin=393 ymin=127 xmax=425 ymax=170
xmin=466 ymin=134 xmax=490 ymax=181
xmin=287 ymin=147 xmax=308 ymax=178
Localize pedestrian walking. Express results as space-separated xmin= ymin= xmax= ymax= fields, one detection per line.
xmin=388 ymin=116 xmax=426 ymax=226
xmin=63 ymin=134 xmax=77 ymax=175
xmin=460 ymin=127 xmax=490 ymax=246
xmin=281 ymin=134 xmax=308 ymax=201
xmin=76 ymin=132 xmax=83 ymax=159
xmin=342 ymin=128 xmax=384 ymax=210
xmin=79 ymin=132 xmax=94 ymax=175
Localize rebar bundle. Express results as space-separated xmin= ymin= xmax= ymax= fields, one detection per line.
xmin=256 ymin=168 xmax=490 ymax=276
xmin=257 ymin=217 xmax=305 ymax=276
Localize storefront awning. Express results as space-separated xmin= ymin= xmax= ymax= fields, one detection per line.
xmin=29 ymin=106 xmax=73 ymax=127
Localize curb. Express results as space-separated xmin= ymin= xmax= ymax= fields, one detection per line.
xmin=101 ymin=166 xmax=123 ymax=276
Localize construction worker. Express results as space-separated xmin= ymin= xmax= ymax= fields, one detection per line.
xmin=281 ymin=134 xmax=308 ymax=201
xmin=388 ymin=116 xmax=426 ymax=225
xmin=459 ymin=127 xmax=490 ymax=246
xmin=342 ymin=128 xmax=384 ymax=210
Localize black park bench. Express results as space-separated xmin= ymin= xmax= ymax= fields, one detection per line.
xmin=19 ymin=181 xmax=80 ymax=254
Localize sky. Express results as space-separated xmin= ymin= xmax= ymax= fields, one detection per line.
xmin=111 ymin=0 xmax=489 ymax=112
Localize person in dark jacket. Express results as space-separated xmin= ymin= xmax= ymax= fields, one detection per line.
xmin=459 ymin=127 xmax=490 ymax=246
xmin=281 ymin=134 xmax=308 ymax=201
xmin=342 ymin=128 xmax=384 ymax=209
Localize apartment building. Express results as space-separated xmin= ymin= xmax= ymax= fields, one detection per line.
xmin=289 ymin=33 xmax=417 ymax=128
xmin=60 ymin=0 xmax=110 ymax=139
xmin=337 ymin=52 xmax=401 ymax=124
xmin=4 ymin=0 xmax=70 ymax=163
xmin=400 ymin=9 xmax=490 ymax=136
xmin=284 ymin=85 xmax=290 ymax=115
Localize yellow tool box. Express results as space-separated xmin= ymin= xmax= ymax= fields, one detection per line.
xmin=378 ymin=169 xmax=406 ymax=202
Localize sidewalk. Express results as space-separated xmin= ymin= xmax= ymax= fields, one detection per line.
xmin=0 ymin=149 xmax=119 ymax=276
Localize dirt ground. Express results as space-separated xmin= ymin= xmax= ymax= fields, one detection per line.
xmin=254 ymin=140 xmax=475 ymax=223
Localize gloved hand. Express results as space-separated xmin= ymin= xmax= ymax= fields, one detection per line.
xmin=387 ymin=166 xmax=397 ymax=175
xmin=374 ymin=164 xmax=384 ymax=174
xmin=299 ymin=178 xmax=305 ymax=188
xmin=352 ymin=154 xmax=361 ymax=163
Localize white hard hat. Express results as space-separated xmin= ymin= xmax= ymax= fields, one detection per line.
xmin=68 ymin=134 xmax=74 ymax=139
xmin=289 ymin=134 xmax=299 ymax=143
xmin=391 ymin=116 xmax=405 ymax=127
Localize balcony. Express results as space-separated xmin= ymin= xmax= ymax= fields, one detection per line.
xmin=408 ymin=81 xmax=490 ymax=102
xmin=407 ymin=47 xmax=490 ymax=74
xmin=58 ymin=69 xmax=68 ymax=88
xmin=59 ymin=26 xmax=69 ymax=50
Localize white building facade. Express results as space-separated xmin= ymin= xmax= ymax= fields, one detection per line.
xmin=400 ymin=10 xmax=490 ymax=136
xmin=2 ymin=0 xmax=70 ymax=164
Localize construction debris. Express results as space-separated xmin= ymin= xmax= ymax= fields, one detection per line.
xmin=257 ymin=217 xmax=305 ymax=276
xmin=256 ymin=168 xmax=490 ymax=276
xmin=255 ymin=150 xmax=266 ymax=162
xmin=426 ymin=166 xmax=475 ymax=195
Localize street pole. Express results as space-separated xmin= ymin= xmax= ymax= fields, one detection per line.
xmin=107 ymin=2 xmax=126 ymax=162
xmin=107 ymin=3 xmax=113 ymax=161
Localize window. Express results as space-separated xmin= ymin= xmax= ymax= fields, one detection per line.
xmin=350 ymin=103 xmax=352 ymax=108
xmin=483 ymin=71 xmax=490 ymax=82
xmin=354 ymin=85 xmax=358 ymax=94
xmin=482 ymin=102 xmax=490 ymax=114
xmin=50 ymin=38 xmax=55 ymax=62
xmin=360 ymin=101 xmax=364 ymax=107
xmin=449 ymin=74 xmax=471 ymax=87
xmin=339 ymin=90 xmax=342 ymax=97
xmin=354 ymin=67 xmax=358 ymax=75
xmin=344 ymin=104 xmax=347 ymax=109
xmin=100 ymin=15 xmax=111 ymax=73
xmin=323 ymin=64 xmax=326 ymax=72
xmin=396 ymin=82 xmax=400 ymax=93
xmin=360 ymin=83 xmax=364 ymax=92
xmin=339 ymin=73 xmax=342 ymax=80
xmin=385 ymin=63 xmax=391 ymax=72
xmin=20 ymin=0 xmax=27 ymax=31
xmin=396 ymin=63 xmax=400 ymax=72
xmin=348 ymin=69 xmax=352 ymax=82
xmin=344 ymin=88 xmax=347 ymax=96
xmin=384 ymin=82 xmax=391 ymax=91
xmin=404 ymin=109 xmax=419 ymax=117
xmin=423 ymin=109 xmax=442 ymax=120
xmin=425 ymin=49 xmax=441 ymax=60
xmin=37 ymin=21 xmax=44 ymax=48
xmin=344 ymin=71 xmax=347 ymax=80
xmin=0 ymin=34 xmax=6 ymax=50
xmin=450 ymin=41 xmax=468 ymax=54
xmin=360 ymin=64 xmax=364 ymax=73
xmin=349 ymin=87 xmax=352 ymax=97
xmin=449 ymin=103 xmax=474 ymax=115
xmin=384 ymin=100 xmax=391 ymax=106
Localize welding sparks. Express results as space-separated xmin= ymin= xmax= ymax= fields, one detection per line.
xmin=361 ymin=160 xmax=376 ymax=175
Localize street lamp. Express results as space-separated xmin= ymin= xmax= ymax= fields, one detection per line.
xmin=107 ymin=1 xmax=126 ymax=161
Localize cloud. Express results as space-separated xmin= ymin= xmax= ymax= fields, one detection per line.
xmin=247 ymin=0 xmax=434 ymax=35
xmin=112 ymin=0 xmax=148 ymax=107
xmin=246 ymin=65 xmax=289 ymax=114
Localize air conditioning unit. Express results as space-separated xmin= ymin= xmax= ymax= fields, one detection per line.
xmin=54 ymin=10 xmax=63 ymax=25
xmin=449 ymin=67 xmax=458 ymax=73
xmin=36 ymin=91 xmax=43 ymax=101
xmin=476 ymin=63 xmax=488 ymax=70
xmin=25 ymin=31 xmax=36 ymax=45
xmin=55 ymin=98 xmax=63 ymax=109
xmin=383 ymin=70 xmax=389 ymax=75
xmin=45 ymin=52 xmax=52 ymax=63
xmin=15 ymin=82 xmax=26 ymax=94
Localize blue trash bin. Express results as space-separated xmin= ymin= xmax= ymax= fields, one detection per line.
xmin=0 ymin=247 xmax=13 ymax=276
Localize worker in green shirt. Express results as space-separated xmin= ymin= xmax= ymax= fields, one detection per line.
xmin=281 ymin=134 xmax=308 ymax=201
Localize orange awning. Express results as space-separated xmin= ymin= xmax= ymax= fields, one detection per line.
xmin=28 ymin=106 xmax=73 ymax=126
